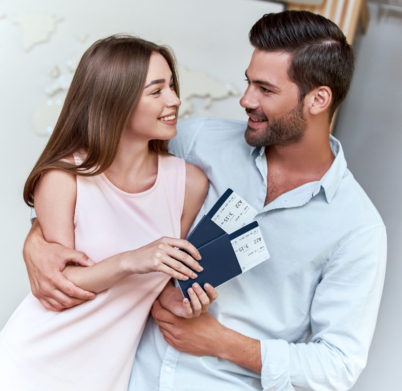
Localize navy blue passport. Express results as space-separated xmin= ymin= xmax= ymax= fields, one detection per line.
xmin=186 ymin=215 xmax=226 ymax=248
xmin=176 ymin=189 xmax=269 ymax=300
xmin=178 ymin=233 xmax=242 ymax=300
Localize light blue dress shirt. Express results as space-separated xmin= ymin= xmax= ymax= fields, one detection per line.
xmin=126 ymin=117 xmax=386 ymax=391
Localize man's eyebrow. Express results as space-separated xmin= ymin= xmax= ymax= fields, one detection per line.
xmin=144 ymin=75 xmax=174 ymax=89
xmin=245 ymin=71 xmax=279 ymax=90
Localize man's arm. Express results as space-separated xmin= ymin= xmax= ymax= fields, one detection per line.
xmin=152 ymin=300 xmax=262 ymax=372
xmin=153 ymin=224 xmax=387 ymax=390
xmin=24 ymin=219 xmax=96 ymax=312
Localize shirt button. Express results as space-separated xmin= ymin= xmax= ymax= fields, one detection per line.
xmin=165 ymin=367 xmax=172 ymax=374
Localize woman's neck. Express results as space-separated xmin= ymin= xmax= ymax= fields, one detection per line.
xmin=104 ymin=132 xmax=158 ymax=194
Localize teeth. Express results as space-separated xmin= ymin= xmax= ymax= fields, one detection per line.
xmin=160 ymin=114 xmax=176 ymax=121
xmin=250 ymin=117 xmax=266 ymax=122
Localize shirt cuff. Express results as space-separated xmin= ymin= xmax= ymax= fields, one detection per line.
xmin=260 ymin=339 xmax=294 ymax=391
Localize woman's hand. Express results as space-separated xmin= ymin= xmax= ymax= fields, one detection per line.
xmin=158 ymin=280 xmax=219 ymax=318
xmin=124 ymin=236 xmax=203 ymax=281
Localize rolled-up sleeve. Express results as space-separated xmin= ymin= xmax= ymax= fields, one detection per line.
xmin=260 ymin=225 xmax=387 ymax=391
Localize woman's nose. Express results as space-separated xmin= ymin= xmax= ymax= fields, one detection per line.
xmin=167 ymin=90 xmax=181 ymax=108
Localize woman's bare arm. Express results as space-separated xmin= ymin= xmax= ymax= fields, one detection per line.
xmin=34 ymin=168 xmax=202 ymax=295
xmin=180 ymin=162 xmax=209 ymax=239
xmin=159 ymin=162 xmax=218 ymax=317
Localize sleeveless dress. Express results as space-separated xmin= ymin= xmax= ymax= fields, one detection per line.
xmin=0 ymin=154 xmax=186 ymax=391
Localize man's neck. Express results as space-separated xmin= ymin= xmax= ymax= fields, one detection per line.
xmin=264 ymin=123 xmax=335 ymax=205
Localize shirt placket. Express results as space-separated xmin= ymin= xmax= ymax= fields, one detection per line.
xmin=159 ymin=346 xmax=180 ymax=391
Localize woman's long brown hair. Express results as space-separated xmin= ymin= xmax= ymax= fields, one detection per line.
xmin=24 ymin=35 xmax=180 ymax=207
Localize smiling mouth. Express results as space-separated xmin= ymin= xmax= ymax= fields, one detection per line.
xmin=248 ymin=115 xmax=267 ymax=123
xmin=159 ymin=113 xmax=177 ymax=121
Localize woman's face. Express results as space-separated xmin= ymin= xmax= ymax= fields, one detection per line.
xmin=125 ymin=52 xmax=181 ymax=141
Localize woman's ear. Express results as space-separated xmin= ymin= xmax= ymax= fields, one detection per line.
xmin=305 ymin=86 xmax=332 ymax=117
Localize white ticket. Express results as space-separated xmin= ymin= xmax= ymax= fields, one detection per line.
xmin=211 ymin=192 xmax=257 ymax=235
xmin=230 ymin=226 xmax=270 ymax=273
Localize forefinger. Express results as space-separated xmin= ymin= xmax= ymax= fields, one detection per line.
xmin=51 ymin=289 xmax=87 ymax=309
xmin=54 ymin=275 xmax=95 ymax=301
xmin=165 ymin=238 xmax=201 ymax=262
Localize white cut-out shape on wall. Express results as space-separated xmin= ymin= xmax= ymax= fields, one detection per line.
xmin=45 ymin=73 xmax=73 ymax=96
xmin=33 ymin=95 xmax=64 ymax=136
xmin=14 ymin=13 xmax=63 ymax=51
xmin=49 ymin=65 xmax=60 ymax=79
xmin=67 ymin=52 xmax=85 ymax=73
xmin=75 ymin=33 xmax=89 ymax=43
xmin=178 ymin=66 xmax=240 ymax=118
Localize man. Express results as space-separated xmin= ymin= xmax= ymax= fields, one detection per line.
xmin=24 ymin=11 xmax=386 ymax=391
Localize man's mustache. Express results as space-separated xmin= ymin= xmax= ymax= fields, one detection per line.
xmin=245 ymin=108 xmax=268 ymax=121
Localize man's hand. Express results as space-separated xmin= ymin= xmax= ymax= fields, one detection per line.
xmin=152 ymin=300 xmax=262 ymax=373
xmin=152 ymin=299 xmax=225 ymax=356
xmin=23 ymin=220 xmax=96 ymax=312
xmin=159 ymin=281 xmax=219 ymax=318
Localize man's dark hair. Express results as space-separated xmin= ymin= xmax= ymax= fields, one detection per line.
xmin=249 ymin=11 xmax=354 ymax=120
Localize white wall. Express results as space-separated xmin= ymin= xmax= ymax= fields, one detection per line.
xmin=335 ymin=4 xmax=402 ymax=390
xmin=0 ymin=0 xmax=283 ymax=327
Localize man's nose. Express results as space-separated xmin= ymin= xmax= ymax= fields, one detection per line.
xmin=240 ymin=88 xmax=258 ymax=110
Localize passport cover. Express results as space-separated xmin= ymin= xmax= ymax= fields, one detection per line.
xmin=178 ymin=233 xmax=242 ymax=300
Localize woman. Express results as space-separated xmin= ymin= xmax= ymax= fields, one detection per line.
xmin=0 ymin=35 xmax=217 ymax=391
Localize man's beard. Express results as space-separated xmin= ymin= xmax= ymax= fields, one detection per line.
xmin=245 ymin=102 xmax=307 ymax=147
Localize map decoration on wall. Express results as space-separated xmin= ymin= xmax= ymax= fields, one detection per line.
xmin=49 ymin=65 xmax=61 ymax=79
xmin=14 ymin=13 xmax=63 ymax=51
xmin=33 ymin=54 xmax=240 ymax=136
xmin=75 ymin=33 xmax=89 ymax=43
xmin=178 ymin=66 xmax=241 ymax=117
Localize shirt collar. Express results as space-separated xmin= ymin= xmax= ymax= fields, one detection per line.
xmin=249 ymin=146 xmax=263 ymax=156
xmin=319 ymin=135 xmax=348 ymax=203
xmin=249 ymin=135 xmax=347 ymax=204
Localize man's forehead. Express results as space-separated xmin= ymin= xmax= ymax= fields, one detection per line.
xmin=247 ymin=49 xmax=292 ymax=83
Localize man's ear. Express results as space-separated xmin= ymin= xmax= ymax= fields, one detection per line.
xmin=305 ymin=86 xmax=332 ymax=116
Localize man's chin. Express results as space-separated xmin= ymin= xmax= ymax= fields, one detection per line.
xmin=245 ymin=126 xmax=268 ymax=147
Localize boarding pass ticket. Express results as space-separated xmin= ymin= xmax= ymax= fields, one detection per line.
xmin=230 ymin=225 xmax=270 ymax=273
xmin=211 ymin=192 xmax=258 ymax=235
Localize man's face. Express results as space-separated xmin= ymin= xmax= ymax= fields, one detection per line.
xmin=240 ymin=49 xmax=306 ymax=147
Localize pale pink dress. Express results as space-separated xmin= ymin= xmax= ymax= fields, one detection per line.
xmin=0 ymin=154 xmax=185 ymax=391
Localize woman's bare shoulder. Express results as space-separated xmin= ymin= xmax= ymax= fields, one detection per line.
xmin=34 ymin=156 xmax=77 ymax=247
xmin=185 ymin=162 xmax=208 ymax=195
xmin=36 ymin=155 xmax=76 ymax=192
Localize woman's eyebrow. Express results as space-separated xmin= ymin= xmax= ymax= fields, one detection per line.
xmin=144 ymin=79 xmax=165 ymax=89
xmin=144 ymin=75 xmax=174 ymax=89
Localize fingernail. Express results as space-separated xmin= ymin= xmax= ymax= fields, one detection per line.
xmin=184 ymin=276 xmax=189 ymax=280
xmin=90 ymin=294 xmax=96 ymax=299
xmin=192 ymin=273 xmax=198 ymax=279
xmin=198 ymin=266 xmax=204 ymax=272
xmin=198 ymin=253 xmax=202 ymax=260
xmin=204 ymin=283 xmax=210 ymax=289
xmin=88 ymin=259 xmax=95 ymax=265
xmin=193 ymin=283 xmax=200 ymax=289
xmin=188 ymin=288 xmax=194 ymax=295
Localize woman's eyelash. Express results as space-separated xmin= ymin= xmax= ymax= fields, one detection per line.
xmin=151 ymin=84 xmax=175 ymax=95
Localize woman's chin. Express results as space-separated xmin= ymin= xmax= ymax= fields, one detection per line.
xmin=158 ymin=126 xmax=177 ymax=140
